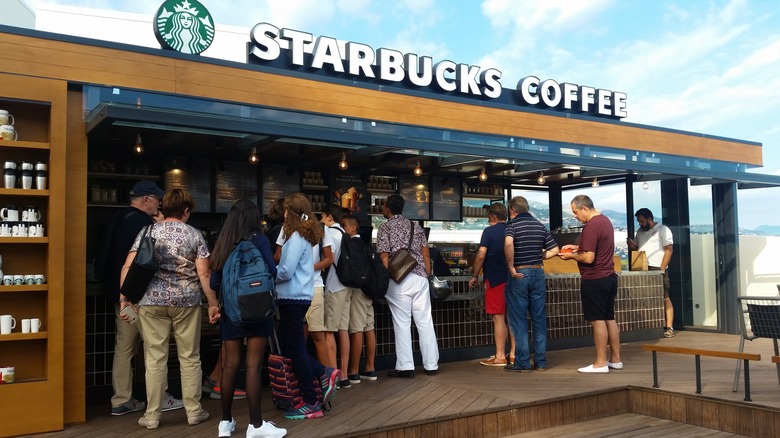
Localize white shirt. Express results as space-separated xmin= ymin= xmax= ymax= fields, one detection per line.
xmin=276 ymin=229 xmax=334 ymax=288
xmin=323 ymin=224 xmax=347 ymax=294
xmin=635 ymin=222 xmax=673 ymax=268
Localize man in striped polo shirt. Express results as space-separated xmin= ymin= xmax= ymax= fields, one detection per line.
xmin=503 ymin=196 xmax=559 ymax=372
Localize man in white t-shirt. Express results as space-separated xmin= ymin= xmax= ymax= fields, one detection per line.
xmin=320 ymin=205 xmax=353 ymax=388
xmin=275 ymin=224 xmax=335 ymax=366
xmin=627 ymin=208 xmax=675 ymax=338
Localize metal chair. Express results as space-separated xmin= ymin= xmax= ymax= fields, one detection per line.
xmin=733 ymin=296 xmax=780 ymax=391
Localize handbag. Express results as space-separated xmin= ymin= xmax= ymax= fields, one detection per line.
xmin=119 ymin=225 xmax=159 ymax=304
xmin=387 ymin=220 xmax=418 ymax=283
xmin=429 ymin=275 xmax=453 ymax=301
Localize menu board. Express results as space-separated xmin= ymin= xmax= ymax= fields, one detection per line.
xmin=216 ymin=161 xmax=258 ymax=213
xmin=431 ymin=176 xmax=462 ymax=221
xmin=261 ymin=164 xmax=300 ymax=214
xmin=398 ymin=175 xmax=430 ymax=221
xmin=331 ymin=170 xmax=369 ymax=225
xmin=165 ymin=158 xmax=212 ymax=212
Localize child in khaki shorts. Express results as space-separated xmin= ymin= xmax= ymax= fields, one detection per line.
xmin=341 ymin=215 xmax=378 ymax=383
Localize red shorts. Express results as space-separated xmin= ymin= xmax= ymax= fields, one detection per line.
xmin=484 ymin=279 xmax=506 ymax=315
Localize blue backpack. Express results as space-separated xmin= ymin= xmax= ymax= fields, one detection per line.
xmin=221 ymin=237 xmax=275 ymax=326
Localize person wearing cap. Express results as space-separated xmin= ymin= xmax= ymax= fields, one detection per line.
xmin=98 ymin=181 xmax=183 ymax=416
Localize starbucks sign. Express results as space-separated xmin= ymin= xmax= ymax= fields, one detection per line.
xmin=154 ymin=0 xmax=215 ymax=54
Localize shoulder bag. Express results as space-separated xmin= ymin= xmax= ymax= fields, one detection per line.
xmin=387 ymin=220 xmax=418 ymax=283
xmin=119 ymin=225 xmax=159 ymax=303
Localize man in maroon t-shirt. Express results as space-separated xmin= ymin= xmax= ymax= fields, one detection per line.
xmin=559 ymin=195 xmax=622 ymax=374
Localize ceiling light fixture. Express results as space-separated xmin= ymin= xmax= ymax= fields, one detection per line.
xmin=642 ymin=181 xmax=650 ymax=190
xmin=536 ymin=171 xmax=546 ymax=185
xmin=133 ymin=132 xmax=144 ymax=156
xmin=248 ymin=147 xmax=259 ymax=164
xmin=591 ymin=177 xmax=600 ymax=187
xmin=338 ymin=152 xmax=349 ymax=171
xmin=413 ymin=160 xmax=423 ymax=177
xmin=478 ymin=167 xmax=488 ymax=182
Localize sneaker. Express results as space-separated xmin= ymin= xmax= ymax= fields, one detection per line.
xmin=480 ymin=355 xmax=507 ymax=367
xmin=187 ymin=410 xmax=209 ymax=426
xmin=202 ymin=376 xmax=218 ymax=394
xmin=578 ymin=364 xmax=609 ymax=374
xmin=387 ymin=369 xmax=415 ymax=378
xmin=160 ymin=392 xmax=184 ymax=412
xmin=347 ymin=373 xmax=362 ymax=384
xmin=359 ymin=370 xmax=378 ymax=381
xmin=503 ymin=363 xmax=532 ymax=372
xmin=218 ymin=418 xmax=236 ymax=437
xmin=339 ymin=378 xmax=352 ymax=389
xmin=247 ymin=420 xmax=287 ymax=437
xmin=204 ymin=377 xmax=248 ymax=400
xmin=111 ymin=398 xmax=146 ymax=416
xmin=607 ymin=361 xmax=624 ymax=370
xmin=283 ymin=401 xmax=323 ymax=420
xmin=664 ymin=327 xmax=676 ymax=338
xmin=138 ymin=415 xmax=159 ymax=430
xmin=319 ymin=367 xmax=340 ymax=406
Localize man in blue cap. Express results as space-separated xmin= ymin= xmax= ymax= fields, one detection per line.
xmin=99 ymin=181 xmax=183 ymax=415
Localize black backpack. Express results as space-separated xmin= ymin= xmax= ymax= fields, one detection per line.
xmin=332 ymin=227 xmax=372 ymax=288
xmin=361 ymin=252 xmax=389 ymax=301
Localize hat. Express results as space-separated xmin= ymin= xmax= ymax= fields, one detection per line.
xmin=130 ymin=180 xmax=164 ymax=198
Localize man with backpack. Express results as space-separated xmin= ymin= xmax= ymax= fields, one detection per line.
xmin=320 ymin=205 xmax=353 ymax=389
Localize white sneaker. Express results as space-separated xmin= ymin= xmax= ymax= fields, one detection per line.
xmin=161 ymin=392 xmax=184 ymax=412
xmin=218 ymin=418 xmax=236 ymax=437
xmin=578 ymin=364 xmax=609 ymax=373
xmin=247 ymin=420 xmax=287 ymax=438
xmin=607 ymin=361 xmax=624 ymax=370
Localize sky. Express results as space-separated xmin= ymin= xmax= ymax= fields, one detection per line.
xmin=22 ymin=0 xmax=780 ymax=229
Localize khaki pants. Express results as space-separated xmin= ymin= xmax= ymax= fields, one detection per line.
xmin=138 ymin=305 xmax=205 ymax=421
xmin=111 ymin=303 xmax=144 ymax=407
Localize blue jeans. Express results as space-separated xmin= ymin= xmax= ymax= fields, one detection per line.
xmin=505 ymin=268 xmax=547 ymax=369
xmin=277 ymin=302 xmax=326 ymax=405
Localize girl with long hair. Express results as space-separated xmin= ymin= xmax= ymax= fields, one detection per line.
xmin=276 ymin=193 xmax=339 ymax=420
xmin=209 ymin=199 xmax=285 ymax=438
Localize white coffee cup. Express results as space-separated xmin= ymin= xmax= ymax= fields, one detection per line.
xmin=12 ymin=223 xmax=27 ymax=237
xmin=30 ymin=318 xmax=41 ymax=333
xmin=34 ymin=274 xmax=46 ymax=284
xmin=13 ymin=275 xmax=23 ymax=285
xmin=0 ymin=366 xmax=14 ymax=383
xmin=2 ymin=275 xmax=12 ymax=285
xmin=0 ymin=223 xmax=10 ymax=236
xmin=0 ymin=315 xmax=15 ymax=334
xmin=36 ymin=225 xmax=44 ymax=237
xmin=21 ymin=319 xmax=31 ymax=334
xmin=0 ymin=125 xmax=17 ymax=141
xmin=0 ymin=110 xmax=13 ymax=126
xmin=23 ymin=275 xmax=35 ymax=285
xmin=22 ymin=207 xmax=40 ymax=222
xmin=1 ymin=206 xmax=18 ymax=222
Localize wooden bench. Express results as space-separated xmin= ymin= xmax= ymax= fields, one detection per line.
xmin=643 ymin=344 xmax=761 ymax=401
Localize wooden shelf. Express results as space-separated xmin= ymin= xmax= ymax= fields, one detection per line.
xmin=0 ymin=140 xmax=50 ymax=150
xmin=88 ymin=172 xmax=160 ymax=180
xmin=367 ymin=188 xmax=396 ymax=194
xmin=0 ymin=237 xmax=49 ymax=243
xmin=302 ymin=184 xmax=328 ymax=190
xmin=464 ymin=194 xmax=503 ymax=200
xmin=0 ymin=285 xmax=48 ymax=293
xmin=0 ymin=331 xmax=48 ymax=342
xmin=0 ymin=188 xmax=49 ymax=196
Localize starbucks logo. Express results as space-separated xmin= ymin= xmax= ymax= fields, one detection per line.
xmin=154 ymin=0 xmax=215 ymax=54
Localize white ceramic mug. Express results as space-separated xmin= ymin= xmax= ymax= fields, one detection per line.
xmin=1 ymin=206 xmax=19 ymax=222
xmin=0 ymin=223 xmax=9 ymax=236
xmin=2 ymin=275 xmax=12 ymax=286
xmin=34 ymin=274 xmax=46 ymax=284
xmin=21 ymin=319 xmax=30 ymax=334
xmin=0 ymin=110 xmax=13 ymax=126
xmin=0 ymin=366 xmax=14 ymax=383
xmin=23 ymin=275 xmax=34 ymax=285
xmin=12 ymin=275 xmax=23 ymax=285
xmin=0 ymin=315 xmax=15 ymax=334
xmin=30 ymin=318 xmax=41 ymax=333
xmin=35 ymin=225 xmax=44 ymax=237
xmin=0 ymin=125 xmax=17 ymax=141
xmin=22 ymin=208 xmax=41 ymax=222
xmin=12 ymin=223 xmax=27 ymax=237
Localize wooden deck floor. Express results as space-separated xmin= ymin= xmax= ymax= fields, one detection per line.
xmin=23 ymin=331 xmax=780 ymax=437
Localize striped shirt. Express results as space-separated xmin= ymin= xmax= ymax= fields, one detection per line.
xmin=505 ymin=212 xmax=557 ymax=267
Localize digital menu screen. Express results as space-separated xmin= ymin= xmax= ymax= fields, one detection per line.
xmin=398 ymin=175 xmax=430 ymax=221
xmin=431 ymin=176 xmax=462 ymax=221
xmin=216 ymin=162 xmax=258 ymax=213
xmin=261 ymin=164 xmax=300 ymax=214
xmin=165 ymin=158 xmax=212 ymax=212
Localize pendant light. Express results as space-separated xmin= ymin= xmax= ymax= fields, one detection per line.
xmin=338 ymin=152 xmax=348 ymax=171
xmin=536 ymin=171 xmax=546 ymax=185
xmin=133 ymin=133 xmax=144 ymax=156
xmin=248 ymin=147 xmax=259 ymax=164
xmin=591 ymin=177 xmax=599 ymax=187
xmin=478 ymin=167 xmax=488 ymax=182
xmin=413 ymin=160 xmax=423 ymax=177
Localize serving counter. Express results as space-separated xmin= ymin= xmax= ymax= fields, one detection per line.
xmin=371 ymin=271 xmax=665 ymax=367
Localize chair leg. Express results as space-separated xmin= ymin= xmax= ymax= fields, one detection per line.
xmin=733 ymin=335 xmax=746 ymax=392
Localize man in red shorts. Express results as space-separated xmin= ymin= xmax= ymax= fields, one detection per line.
xmin=469 ymin=203 xmax=515 ymax=366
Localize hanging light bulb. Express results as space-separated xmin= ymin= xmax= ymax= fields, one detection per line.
xmin=642 ymin=181 xmax=650 ymax=190
xmin=248 ymin=147 xmax=259 ymax=164
xmin=133 ymin=133 xmax=144 ymax=156
xmin=338 ymin=152 xmax=348 ymax=171
xmin=591 ymin=177 xmax=599 ymax=187
xmin=413 ymin=160 xmax=423 ymax=177
xmin=478 ymin=167 xmax=488 ymax=182
xmin=536 ymin=171 xmax=546 ymax=185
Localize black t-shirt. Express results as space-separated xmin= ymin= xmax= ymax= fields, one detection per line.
xmin=98 ymin=206 xmax=153 ymax=301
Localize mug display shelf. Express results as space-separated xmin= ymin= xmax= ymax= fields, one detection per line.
xmin=88 ymin=172 xmax=160 ymax=181
xmin=0 ymin=237 xmax=49 ymax=243
xmin=0 ymin=285 xmax=48 ymax=293
xmin=302 ymin=184 xmax=329 ymax=191
xmin=0 ymin=140 xmax=50 ymax=151
xmin=0 ymin=331 xmax=48 ymax=342
xmin=0 ymin=188 xmax=49 ymax=197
